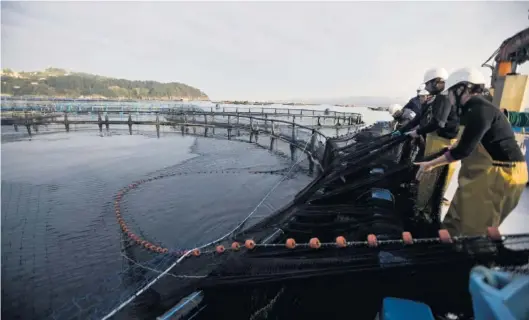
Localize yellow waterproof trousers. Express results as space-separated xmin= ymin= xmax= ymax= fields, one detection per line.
xmin=442 ymin=143 xmax=528 ymax=236
xmin=416 ymin=131 xmax=458 ymax=209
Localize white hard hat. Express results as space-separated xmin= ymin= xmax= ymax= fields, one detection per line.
xmin=417 ymin=89 xmax=430 ymax=96
xmin=417 ymin=83 xmax=426 ymax=92
xmin=423 ymin=68 xmax=449 ymax=83
xmin=443 ymin=67 xmax=486 ymax=93
xmin=388 ymin=103 xmax=403 ymax=115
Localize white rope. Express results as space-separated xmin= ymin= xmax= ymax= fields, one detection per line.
xmin=100 ymin=133 xmax=319 ymax=320
xmin=101 ymin=251 xmax=192 ymax=320
xmin=120 ymin=253 xmax=207 ymax=279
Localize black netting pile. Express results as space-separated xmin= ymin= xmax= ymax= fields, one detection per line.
xmin=115 ymin=122 xmax=529 ymax=320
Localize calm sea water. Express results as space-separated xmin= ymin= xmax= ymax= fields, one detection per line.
xmin=1 ymin=129 xmax=313 ymax=319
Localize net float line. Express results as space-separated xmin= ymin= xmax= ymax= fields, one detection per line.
xmin=114 ymin=169 xmax=293 ymax=255
xmin=115 ymin=168 xmax=516 ymax=257
xmin=153 ymin=227 xmax=515 ymax=259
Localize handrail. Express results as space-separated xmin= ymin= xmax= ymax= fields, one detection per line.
xmin=3 ymin=111 xmax=366 ymax=141
xmin=0 ymin=105 xmax=363 ymax=120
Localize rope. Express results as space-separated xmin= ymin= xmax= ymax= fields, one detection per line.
xmin=230 ymin=134 xmax=316 ymax=234
xmin=100 ymin=251 xmax=192 ymax=320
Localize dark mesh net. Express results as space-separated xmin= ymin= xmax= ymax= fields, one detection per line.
xmin=103 ymin=122 xmax=528 ymax=320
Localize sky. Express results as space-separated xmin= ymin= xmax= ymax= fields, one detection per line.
xmin=1 ymin=1 xmax=529 ymax=101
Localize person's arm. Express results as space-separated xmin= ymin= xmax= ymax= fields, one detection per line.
xmin=398 ymin=115 xmax=420 ymax=133
xmin=393 ymin=109 xmax=404 ymax=121
xmin=444 ymin=105 xmax=492 ymax=162
xmin=416 ymin=95 xmax=452 ymax=136
xmin=414 ymin=104 xmax=492 ymax=180
xmin=398 ymin=100 xmax=422 ymax=133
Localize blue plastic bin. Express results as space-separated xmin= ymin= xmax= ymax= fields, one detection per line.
xmin=469 ymin=266 xmax=529 ymax=320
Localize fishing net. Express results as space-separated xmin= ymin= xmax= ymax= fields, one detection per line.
xmin=134 ymin=122 xmax=528 ymax=320
xmin=1 ymin=108 xmax=345 ymax=320
xmin=5 ymin=117 xmax=527 ymax=320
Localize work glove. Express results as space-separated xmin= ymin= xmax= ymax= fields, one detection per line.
xmin=391 ymin=130 xmax=402 ymax=137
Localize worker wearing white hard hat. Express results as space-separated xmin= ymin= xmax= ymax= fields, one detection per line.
xmin=414 ymin=67 xmax=528 ymax=236
xmin=388 ymin=103 xmax=403 ymax=116
xmin=417 ymin=88 xmax=430 ymax=104
xmin=393 ymin=67 xmax=456 ymax=141
xmin=390 ymin=84 xmax=431 ymax=132
xmin=388 ymin=103 xmax=405 ymax=131
xmin=395 ymin=67 xmax=463 ymax=211
xmin=400 ymin=67 xmax=460 ymax=147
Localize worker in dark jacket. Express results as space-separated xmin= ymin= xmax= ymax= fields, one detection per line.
xmin=404 ymin=95 xmax=422 ymax=115
xmin=402 ymin=88 xmax=422 ymax=117
xmin=392 ymin=85 xmax=430 ymax=130
xmin=388 ymin=103 xmax=403 ymax=129
xmin=393 ymin=68 xmax=461 ymax=209
xmin=414 ymin=67 xmax=528 ymax=236
xmin=397 ymin=68 xmax=460 ymax=155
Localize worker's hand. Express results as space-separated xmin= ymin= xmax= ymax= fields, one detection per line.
xmin=413 ymin=161 xmax=434 ymax=180
xmin=391 ymin=130 xmax=402 ymax=137
xmin=405 ymin=130 xmax=420 ymax=139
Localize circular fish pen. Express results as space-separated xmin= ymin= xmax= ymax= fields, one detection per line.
xmin=1 ymin=104 xmax=367 ymax=320
xmin=4 ymin=105 xmax=528 ymax=320
xmin=105 ymin=122 xmax=529 ymax=320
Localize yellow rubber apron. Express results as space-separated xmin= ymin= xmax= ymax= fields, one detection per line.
xmin=444 ymin=125 xmax=466 ymax=185
xmin=416 ymin=130 xmax=460 ymax=210
xmin=442 ymin=143 xmax=528 ymax=236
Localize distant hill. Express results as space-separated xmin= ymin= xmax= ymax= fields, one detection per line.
xmin=0 ymin=67 xmax=209 ymax=101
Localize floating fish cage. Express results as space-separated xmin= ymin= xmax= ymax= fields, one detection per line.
xmin=110 ymin=122 xmax=529 ymax=320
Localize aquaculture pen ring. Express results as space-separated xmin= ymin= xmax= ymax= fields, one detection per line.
xmin=114 ymin=169 xmax=294 ymax=255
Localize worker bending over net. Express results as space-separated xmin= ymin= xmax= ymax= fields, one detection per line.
xmin=415 ymin=67 xmax=528 ymax=236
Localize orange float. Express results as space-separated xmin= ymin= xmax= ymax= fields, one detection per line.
xmin=438 ymin=229 xmax=452 ymax=243
xmin=231 ymin=242 xmax=241 ymax=251
xmin=487 ymin=227 xmax=502 ymax=241
xmin=216 ymin=245 xmax=225 ymax=253
xmin=245 ymin=239 xmax=256 ymax=250
xmin=286 ymin=238 xmax=296 ymax=249
xmin=367 ymin=234 xmax=378 ymax=247
xmin=309 ymin=237 xmax=321 ymax=249
xmin=335 ymin=236 xmax=347 ymax=248
xmin=402 ymin=232 xmax=413 ymax=245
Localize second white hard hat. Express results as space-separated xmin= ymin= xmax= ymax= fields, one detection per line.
xmin=443 ymin=67 xmax=486 ymax=93
xmin=423 ymin=67 xmax=449 ymax=83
